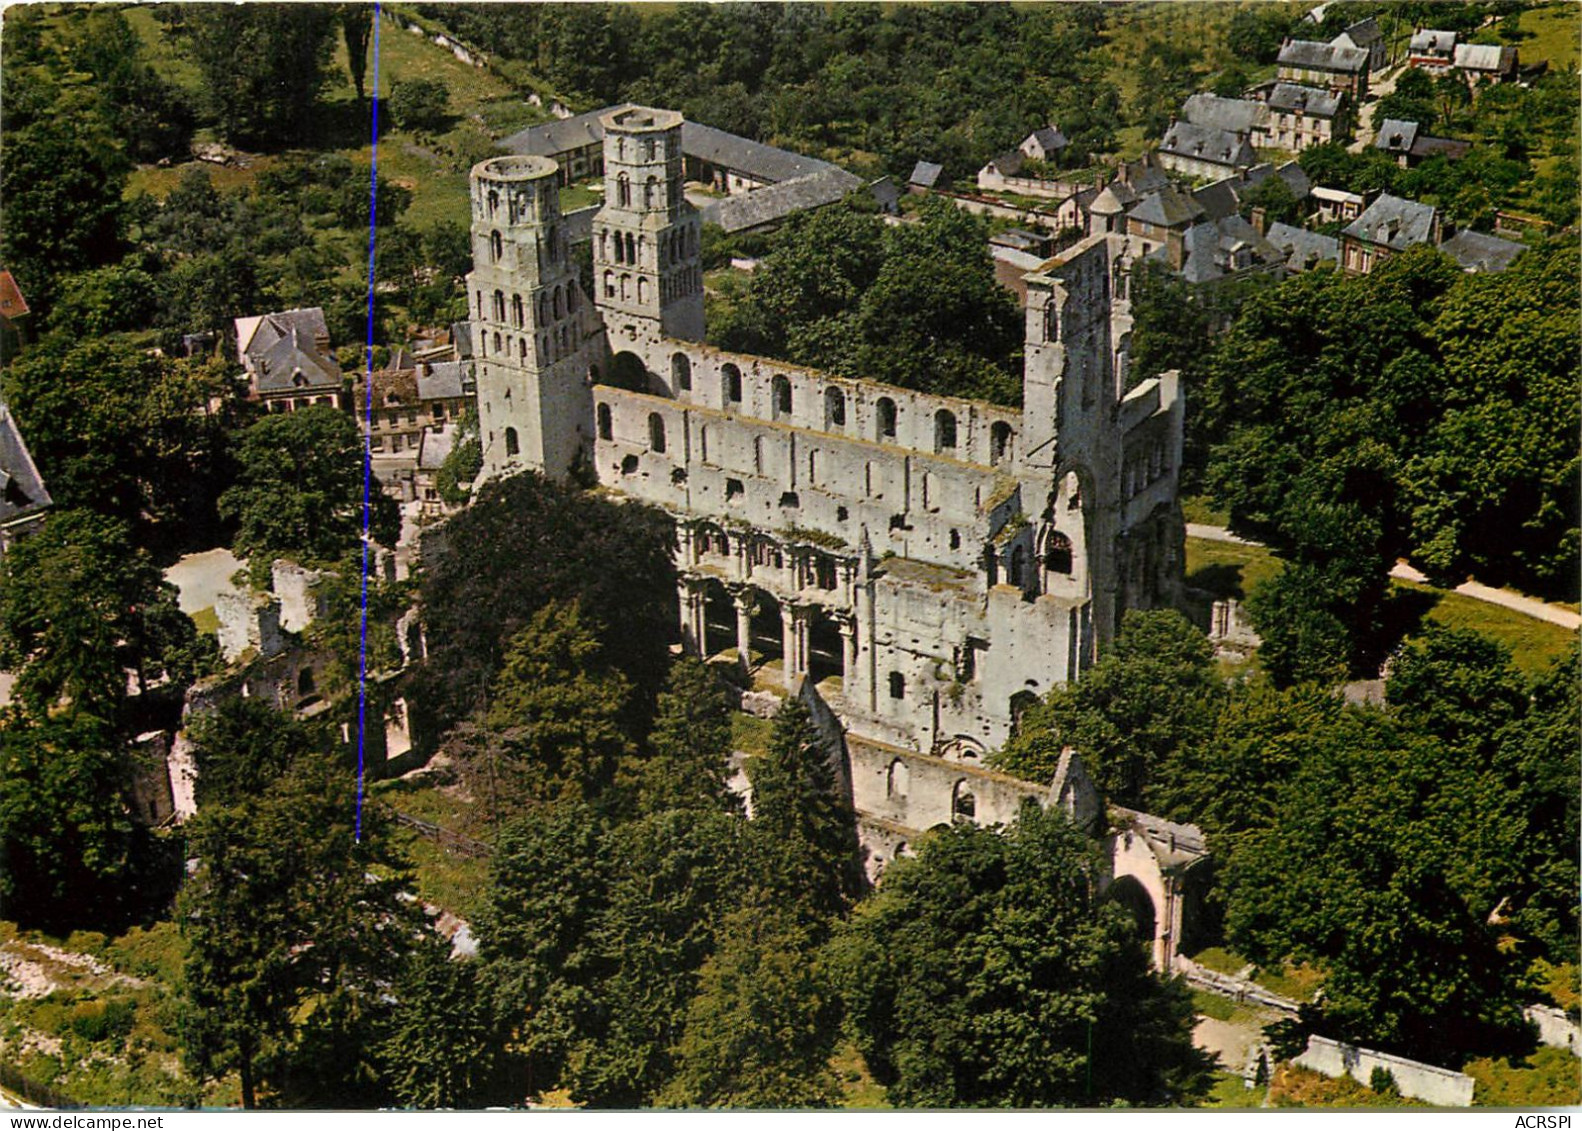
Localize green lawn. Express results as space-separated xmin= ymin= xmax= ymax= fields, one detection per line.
xmin=1205 ymin=1071 xmax=1266 ymax=1108
xmin=189 ymin=606 xmax=220 ymax=636
xmin=730 ymin=711 xmax=775 ymax=759
xmin=1466 ymin=1047 xmax=1582 ymax=1107
xmin=1502 ymin=3 xmax=1581 ymax=71
xmin=1406 ymin=583 xmax=1577 ymax=678
xmin=370 ymin=776 xmax=490 ymax=917
xmin=1184 ymin=535 xmax=1285 ymax=602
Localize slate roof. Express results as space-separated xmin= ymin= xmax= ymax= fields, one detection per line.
xmin=1440 ymin=229 xmax=1526 ymax=273
xmin=909 ymin=160 xmax=945 ymax=188
xmin=0 ymin=271 xmax=29 ymax=323
xmin=698 ymin=167 xmax=862 ymax=232
xmin=1409 ymin=29 xmax=1457 ymax=55
xmin=1181 ymin=93 xmax=1268 ymax=135
xmin=986 ymin=149 xmax=1026 ymax=175
xmin=1267 ymin=82 xmax=1343 ymax=117
xmin=417 ymin=361 xmax=468 ymax=402
xmin=0 ymin=400 xmax=51 ymax=526
xmin=1338 ymin=17 xmax=1384 ymax=48
xmin=1025 ymin=125 xmax=1068 ymax=153
xmin=1409 ymin=135 xmax=1472 ymax=161
xmin=251 ymin=326 xmax=342 ymax=394
xmin=1265 ymin=221 xmax=1340 ymax=270
xmin=1176 ymin=215 xmax=1282 ymax=284
xmin=1453 ymin=42 xmax=1516 ymax=72
xmin=237 ymin=307 xmax=330 ymax=362
xmin=1271 ymin=160 xmax=1313 ymax=200
xmin=1129 ymin=185 xmax=1207 ymax=228
xmin=1159 ymin=121 xmax=1256 ymax=169
xmin=1375 ymin=118 xmax=1421 ymax=154
xmin=1191 ymin=177 xmax=1243 ymax=223
xmin=1089 ymin=182 xmax=1136 ymax=215
xmin=1278 ymin=39 xmax=1369 ymax=73
xmin=500 ymin=104 xmax=634 ymax=158
xmin=1343 ymin=193 xmax=1437 ymax=251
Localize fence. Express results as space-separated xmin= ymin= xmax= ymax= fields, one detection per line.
xmin=388 ymin=811 xmax=493 ymax=858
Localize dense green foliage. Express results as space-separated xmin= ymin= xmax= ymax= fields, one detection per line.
xmin=716 ymin=200 xmax=1024 ymax=404
xmin=415 ymin=472 xmax=677 ymax=733
xmin=638 ymin=656 xmax=739 ymax=816
xmin=831 ymin=803 xmax=1211 ymax=1107
xmin=995 ymin=610 xmax=1223 ymax=810
xmin=177 ymin=5 xmax=338 ymax=148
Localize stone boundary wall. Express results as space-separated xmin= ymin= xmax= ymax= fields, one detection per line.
xmin=1175 ymin=956 xmax=1301 ymax=1013
xmin=1295 ymin=1035 xmax=1475 ymax=1107
xmin=1527 ymin=1004 xmax=1582 ymax=1057
xmin=975 ymin=168 xmax=1088 ymax=200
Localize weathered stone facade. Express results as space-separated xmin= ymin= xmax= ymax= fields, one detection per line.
xmin=470 ymin=107 xmax=1190 ymax=928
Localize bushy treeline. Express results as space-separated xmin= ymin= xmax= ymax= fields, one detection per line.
xmin=997 ymin=609 xmax=1580 ymax=1067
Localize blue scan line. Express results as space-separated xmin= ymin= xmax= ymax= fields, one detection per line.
xmin=358 ymin=4 xmax=382 ymax=842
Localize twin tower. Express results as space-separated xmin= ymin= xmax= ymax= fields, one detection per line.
xmin=466 ymin=106 xmax=701 ymax=479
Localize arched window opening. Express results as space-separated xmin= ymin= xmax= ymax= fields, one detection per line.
xmin=625 ymin=232 xmax=636 ymax=263
xmin=1010 ymin=690 xmax=1039 ymax=735
xmin=1044 ymin=530 xmax=1073 ymax=575
xmin=490 ymin=230 xmax=503 ymax=262
xmin=672 ymin=353 xmax=692 ymax=391
xmin=648 ymin=413 xmax=667 ymax=453
xmin=1010 ymin=545 xmax=1027 ymax=589
xmin=952 ymin=781 xmax=977 ymax=823
xmin=1045 ymin=300 xmax=1059 ymax=342
xmin=604 ymin=270 xmax=615 ymax=298
xmin=638 ymin=277 xmax=650 ymax=304
xmin=772 ymin=375 xmax=792 ymax=419
xmin=990 ymin=421 xmax=1013 ymax=465
xmin=493 ymin=290 xmax=506 ymax=322
xmin=934 ymin=409 xmax=957 ymax=453
xmin=723 ymin=363 xmax=743 ymax=404
xmin=889 ymin=671 xmax=905 ymax=700
xmin=644 ymin=176 xmax=657 ymax=208
xmin=504 ymin=427 xmax=520 ymax=457
xmin=887 ymin=759 xmax=910 ymax=801
xmin=617 ymin=173 xmax=631 ymax=207
xmin=824 ymin=386 xmax=846 ymax=429
xmin=597 ymin=403 xmax=612 ymax=441
xmin=752 ymin=436 xmax=763 ymax=475
xmin=877 ymin=397 xmax=897 ymax=441
xmin=553 ymin=288 xmax=563 ymax=320
xmin=512 ymin=294 xmax=524 ymax=328
xmin=486 ymin=189 xmax=498 ymax=218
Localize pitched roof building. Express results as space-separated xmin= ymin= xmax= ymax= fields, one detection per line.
xmin=1407 ymin=28 xmax=1458 ymax=73
xmin=1265 ymin=221 xmax=1340 ymax=272
xmin=1341 ymin=193 xmax=1440 ymax=274
xmin=1331 ymin=17 xmax=1387 ymax=71
xmin=0 ymin=398 xmax=51 ymax=555
xmin=1019 ymin=126 xmax=1069 ymax=162
xmin=1453 ymin=42 xmax=1519 ymax=83
xmin=1440 ymin=229 xmax=1527 ymax=273
xmin=1157 ymin=120 xmax=1256 ymax=180
xmin=1277 ymin=39 xmax=1370 ymax=99
xmin=235 ymin=308 xmax=343 ymax=412
xmin=1181 ymin=94 xmax=1268 ymax=137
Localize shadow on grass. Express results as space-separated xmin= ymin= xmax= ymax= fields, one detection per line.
xmin=1186 ymin=562 xmax=1245 ymax=601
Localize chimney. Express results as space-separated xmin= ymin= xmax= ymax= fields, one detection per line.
xmin=1251 ymin=206 xmax=1268 ymax=235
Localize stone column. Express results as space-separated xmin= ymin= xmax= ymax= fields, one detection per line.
xmin=838 ymin=615 xmax=857 ymax=692
xmin=781 ymin=604 xmax=799 ymax=690
xmin=731 ymin=586 xmax=754 ymax=673
xmin=678 ymin=578 xmax=707 ymax=656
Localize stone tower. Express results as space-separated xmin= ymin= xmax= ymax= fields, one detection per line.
xmin=591 ymin=106 xmax=705 ymax=349
xmin=466 ymin=154 xmax=593 ymax=480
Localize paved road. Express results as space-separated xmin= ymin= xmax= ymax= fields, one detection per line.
xmin=1187 ymin=524 xmax=1581 ymax=630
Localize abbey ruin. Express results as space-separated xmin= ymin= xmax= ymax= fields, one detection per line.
xmin=466 ymin=106 xmax=1197 ymax=945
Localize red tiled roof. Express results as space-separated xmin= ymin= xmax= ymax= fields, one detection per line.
xmin=0 ymin=271 xmax=30 ymax=322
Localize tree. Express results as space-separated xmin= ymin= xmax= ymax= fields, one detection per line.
xmin=484 ymin=601 xmax=637 ymax=808
xmin=994 ymin=610 xmax=1222 ymax=809
xmin=379 ymin=943 xmax=511 ymax=1109
xmin=340 ymin=5 xmax=374 ymax=101
xmin=658 ymin=906 xmax=841 ymax=1108
xmin=747 ymin=698 xmax=861 ymax=920
xmin=0 ymin=509 xmax=200 ymax=720
xmin=389 ymin=79 xmax=451 ymax=133
xmin=0 ymin=709 xmax=142 ymax=932
xmin=186 ymin=698 xmax=321 ymax=807
xmin=182 ymin=5 xmax=337 ymax=147
xmin=1237 ymin=173 xmax=1301 ymax=228
xmin=49 ymin=264 xmax=158 ymax=338
xmin=830 ymin=804 xmax=1210 ymax=1107
xmin=637 ymin=656 xmax=738 ymax=815
xmin=180 ymin=754 xmax=427 ymax=1109
xmin=219 ymin=406 xmax=393 ymax=566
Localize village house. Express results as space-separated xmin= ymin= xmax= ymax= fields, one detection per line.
xmin=0 ymin=397 xmax=51 ymax=557
xmin=1259 ymin=82 xmax=1347 ymax=150
xmin=354 ymin=359 xmax=472 ymax=503
xmin=1407 ymin=28 xmax=1458 ymax=74
xmin=1277 ymin=39 xmax=1370 ymax=101
xmin=1439 ymin=228 xmax=1527 ymax=274
xmin=1156 ymin=120 xmax=1256 ymax=181
xmin=1340 ymin=193 xmax=1440 ymax=275
xmin=1019 ymin=125 xmax=1069 ymax=164
xmin=1453 ymin=42 xmax=1519 ymax=85
xmin=234 ymin=307 xmax=343 ymax=413
xmin=1181 ymin=93 xmax=1268 ymax=139
xmin=0 ymin=270 xmax=32 ymax=365
xmin=1374 ymin=118 xmax=1472 ymax=167
xmin=1311 ymin=185 xmax=1366 ymax=224
xmin=1330 ymin=17 xmax=1387 ymax=71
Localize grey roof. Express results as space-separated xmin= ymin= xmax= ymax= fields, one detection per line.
xmin=418 ymin=426 xmax=457 ymax=472
xmin=1265 ymin=221 xmax=1340 ymax=270
xmin=1025 ymin=125 xmax=1068 ymax=153
xmin=1440 ymin=229 xmax=1526 ymax=273
xmin=1181 ymin=93 xmax=1268 ymax=135
xmin=417 ymin=361 xmax=468 ymax=402
xmin=1338 ymin=17 xmax=1384 ymax=48
xmin=1375 ymin=118 xmax=1421 ymax=154
xmin=1410 ymin=28 xmax=1457 ymax=55
xmin=0 ymin=400 xmax=51 ymax=526
xmin=1454 ymin=42 xmax=1516 ymax=72
xmin=1409 ymin=135 xmax=1472 ymax=161
xmin=1278 ymin=39 xmax=1369 ymax=74
xmin=1177 ymin=215 xmax=1283 ymax=284
xmin=681 ymin=121 xmax=836 ymax=184
xmin=252 ymin=326 xmax=342 ymax=394
xmin=868 ymin=175 xmax=901 ymax=214
xmin=1129 ymin=185 xmax=1207 ymax=228
xmin=1159 ymin=121 xmax=1256 ymax=168
xmin=699 ymin=167 xmax=861 ymax=232
xmin=450 ymin=321 xmax=474 ymax=361
xmin=1343 ymin=193 xmax=1437 ymax=251
xmin=1192 ymin=177 xmax=1243 ymax=222
xmin=909 ymin=160 xmax=944 ymax=188
xmin=239 ymin=307 xmax=329 ymax=362
xmin=499 ymin=103 xmax=633 ymax=158
xmin=989 ymin=228 xmax=1046 ymax=253
xmin=1272 ymin=160 xmax=1312 ymax=200
xmin=501 ymin=103 xmax=839 ymax=186
xmin=986 ymin=149 xmax=1025 ymax=175
xmin=1267 ymin=82 xmax=1343 ymax=117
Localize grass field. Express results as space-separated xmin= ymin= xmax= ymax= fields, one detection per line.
xmin=370 ymin=775 xmax=490 ymax=917
xmin=1465 ymin=1047 xmax=1582 ymax=1107
xmin=1184 ymin=535 xmax=1285 ymax=602
xmin=1499 ymin=3 xmax=1582 ymax=71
